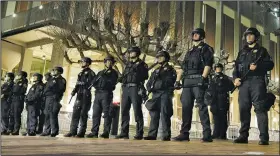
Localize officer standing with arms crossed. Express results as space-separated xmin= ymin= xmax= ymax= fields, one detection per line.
xmin=23 ymin=73 xmax=45 ymax=136
xmin=41 ymin=66 xmax=66 ymax=137
xmin=9 ymin=71 xmax=28 ymax=135
xmin=205 ymin=63 xmax=234 ymax=140
xmin=1 ymin=72 xmax=15 ymax=135
xmin=173 ymin=28 xmax=214 ymax=142
xmin=233 ymin=28 xmax=274 ymax=145
xmin=144 ymin=50 xmax=177 ymax=141
xmin=86 ymin=55 xmax=118 ymax=139
xmin=64 ymin=57 xmax=96 ymax=138
xmin=115 ymin=46 xmax=149 ymax=140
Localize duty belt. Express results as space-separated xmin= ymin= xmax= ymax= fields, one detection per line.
xmin=185 ymin=75 xmax=202 ymax=79
xmin=247 ymin=76 xmax=264 ymax=79
xmin=122 ymin=83 xmax=138 ymax=87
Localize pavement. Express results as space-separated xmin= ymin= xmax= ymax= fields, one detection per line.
xmin=1 ymin=135 xmax=279 ymax=155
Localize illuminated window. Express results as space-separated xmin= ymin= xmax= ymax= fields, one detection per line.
xmin=15 ymin=1 xmax=29 ymax=13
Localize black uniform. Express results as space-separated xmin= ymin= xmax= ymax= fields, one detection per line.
xmin=42 ymin=75 xmax=66 ymax=136
xmin=146 ymin=63 xmax=176 ymax=140
xmin=89 ymin=68 xmax=118 ymax=137
xmin=207 ymin=72 xmax=234 ymax=139
xmin=37 ymin=83 xmax=46 ymax=134
xmin=1 ymin=81 xmax=14 ymax=133
xmin=9 ymin=79 xmax=28 ymax=134
xmin=69 ymin=67 xmax=95 ymax=136
xmin=178 ymin=42 xmax=214 ymax=141
xmin=25 ymin=81 xmax=45 ymax=134
xmin=119 ymin=58 xmax=148 ymax=138
xmin=233 ymin=43 xmax=274 ymax=142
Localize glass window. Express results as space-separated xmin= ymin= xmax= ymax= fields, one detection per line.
xmin=15 ymin=1 xmax=29 ymax=13
xmin=32 ymin=2 xmax=41 ymax=8
xmin=6 ymin=1 xmax=16 ymax=16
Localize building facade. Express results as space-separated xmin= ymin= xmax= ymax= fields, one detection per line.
xmin=1 ymin=1 xmax=279 ymax=139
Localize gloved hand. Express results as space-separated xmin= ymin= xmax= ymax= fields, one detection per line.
xmin=174 ymin=81 xmax=182 ymax=90
xmin=117 ymin=76 xmax=123 ymax=83
xmin=71 ymin=91 xmax=76 ymax=96
xmin=77 ymin=81 xmax=85 ymax=86
xmin=198 ymin=76 xmax=207 ymax=87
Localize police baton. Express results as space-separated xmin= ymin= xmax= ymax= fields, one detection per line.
xmin=231 ymin=52 xmax=263 ymax=94
xmin=68 ymin=95 xmax=74 ymax=104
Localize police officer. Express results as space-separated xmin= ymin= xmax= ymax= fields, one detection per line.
xmin=64 ymin=57 xmax=96 ymax=138
xmin=9 ymin=71 xmax=28 ymax=135
xmin=86 ymin=55 xmax=118 ymax=138
xmin=206 ymin=63 xmax=234 ymax=140
xmin=41 ymin=66 xmax=66 ymax=137
xmin=1 ymin=72 xmax=15 ymax=135
xmin=173 ymin=28 xmax=214 ymax=142
xmin=36 ymin=72 xmax=51 ymax=134
xmin=233 ymin=28 xmax=274 ymax=145
xmin=116 ymin=46 xmax=149 ymax=140
xmin=144 ymin=50 xmax=177 ymax=141
xmin=23 ymin=73 xmax=45 ymax=136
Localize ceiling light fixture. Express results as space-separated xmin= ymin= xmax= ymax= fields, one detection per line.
xmin=12 ymin=13 xmax=16 ymax=17
xmin=39 ymin=5 xmax=43 ymax=9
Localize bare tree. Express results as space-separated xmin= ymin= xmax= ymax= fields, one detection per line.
xmin=38 ymin=1 xmax=192 ymax=70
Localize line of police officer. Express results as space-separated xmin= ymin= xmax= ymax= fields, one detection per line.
xmin=1 ymin=27 xmax=274 ymax=145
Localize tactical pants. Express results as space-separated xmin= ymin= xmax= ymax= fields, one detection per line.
xmin=9 ymin=97 xmax=24 ymax=132
xmin=148 ymin=92 xmax=173 ymax=139
xmin=37 ymin=108 xmax=45 ymax=133
xmin=43 ymin=96 xmax=61 ymax=135
xmin=211 ymin=94 xmax=229 ymax=139
xmin=120 ymin=86 xmax=144 ymax=136
xmin=70 ymin=91 xmax=91 ymax=135
xmin=1 ymin=99 xmax=10 ymax=132
xmin=26 ymin=104 xmax=39 ymax=133
xmin=91 ymin=91 xmax=113 ymax=135
xmin=238 ymin=77 xmax=269 ymax=141
xmin=180 ymin=78 xmax=211 ymax=138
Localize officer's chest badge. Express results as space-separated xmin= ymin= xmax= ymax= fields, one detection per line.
xmin=164 ymin=67 xmax=168 ymax=70
xmin=220 ymin=77 xmax=223 ymax=79
xmin=107 ymin=70 xmax=111 ymax=73
xmin=53 ymin=80 xmax=56 ymax=83
xmin=19 ymin=83 xmax=22 ymax=86
xmin=31 ymin=88 xmax=34 ymax=91
xmin=198 ymin=46 xmax=202 ymax=49
xmin=253 ymin=49 xmax=258 ymax=53
xmin=85 ymin=71 xmax=88 ymax=75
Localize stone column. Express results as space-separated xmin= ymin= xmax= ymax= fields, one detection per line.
xmin=215 ymin=1 xmax=224 ymax=57
xmin=194 ymin=1 xmax=202 ymax=29
xmin=233 ymin=1 xmax=241 ymax=58
xmin=18 ymin=48 xmax=33 ymax=78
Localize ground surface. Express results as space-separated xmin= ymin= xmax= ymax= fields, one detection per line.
xmin=1 ymin=135 xmax=279 ymax=155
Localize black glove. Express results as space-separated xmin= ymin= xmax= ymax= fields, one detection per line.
xmin=174 ymin=81 xmax=182 ymax=90
xmin=117 ymin=76 xmax=123 ymax=83
xmin=198 ymin=76 xmax=207 ymax=87
xmin=71 ymin=91 xmax=76 ymax=96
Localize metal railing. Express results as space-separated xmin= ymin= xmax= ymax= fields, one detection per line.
xmin=20 ymin=111 xmax=279 ymax=141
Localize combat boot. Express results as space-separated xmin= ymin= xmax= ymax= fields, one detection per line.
xmin=76 ymin=132 xmax=85 ymax=138
xmin=134 ymin=134 xmax=143 ymax=140
xmin=50 ymin=133 xmax=58 ymax=137
xmin=64 ymin=132 xmax=76 ymax=137
xmin=11 ymin=130 xmax=19 ymax=135
xmin=115 ymin=133 xmax=129 ymax=139
xmin=161 ymin=137 xmax=171 ymax=141
xmin=233 ymin=137 xmax=248 ymax=144
xmin=86 ymin=133 xmax=98 ymax=138
xmin=172 ymin=134 xmax=190 ymax=141
xmin=258 ymin=140 xmax=269 ymax=145
xmin=99 ymin=133 xmax=109 ymax=139
xmin=143 ymin=136 xmax=157 ymax=140
xmin=201 ymin=137 xmax=213 ymax=142
xmin=1 ymin=131 xmax=10 ymax=135
xmin=40 ymin=132 xmax=50 ymax=136
xmin=28 ymin=131 xmax=36 ymax=136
